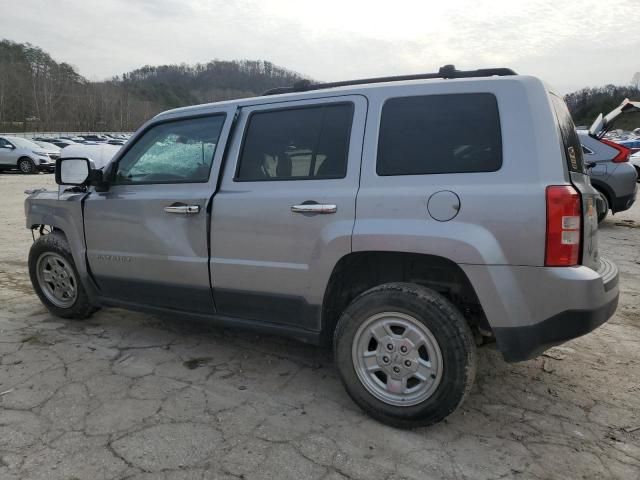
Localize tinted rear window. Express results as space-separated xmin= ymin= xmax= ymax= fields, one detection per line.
xmin=550 ymin=95 xmax=584 ymax=173
xmin=377 ymin=93 xmax=502 ymax=176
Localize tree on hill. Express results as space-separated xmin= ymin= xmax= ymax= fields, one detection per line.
xmin=0 ymin=39 xmax=307 ymax=132
xmin=2 ymin=38 xmax=638 ymax=133
xmin=564 ymin=84 xmax=640 ymax=130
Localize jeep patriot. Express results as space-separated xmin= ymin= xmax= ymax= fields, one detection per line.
xmin=24 ymin=66 xmax=619 ymax=427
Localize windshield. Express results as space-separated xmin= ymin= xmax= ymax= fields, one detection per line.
xmin=8 ymin=137 xmax=41 ymax=149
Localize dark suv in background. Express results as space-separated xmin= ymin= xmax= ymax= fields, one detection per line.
xmin=580 ymin=99 xmax=640 ymax=222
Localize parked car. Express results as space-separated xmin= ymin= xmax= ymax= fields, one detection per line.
xmin=581 ymin=99 xmax=640 ymax=222
xmin=58 ymin=136 xmax=89 ymax=144
xmin=32 ymin=140 xmax=62 ymax=153
xmin=33 ymin=137 xmax=77 ymax=149
xmin=78 ymin=134 xmax=108 ymax=143
xmin=631 ymin=151 xmax=640 ymax=179
xmin=25 ymin=66 xmax=619 ymax=428
xmin=578 ymin=131 xmax=638 ymax=222
xmin=617 ymin=138 xmax=640 ymax=154
xmin=0 ymin=136 xmax=58 ymax=173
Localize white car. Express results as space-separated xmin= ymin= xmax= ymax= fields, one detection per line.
xmin=0 ymin=136 xmax=59 ymax=173
xmin=60 ymin=143 xmax=122 ymax=169
xmin=631 ymin=151 xmax=640 ymax=180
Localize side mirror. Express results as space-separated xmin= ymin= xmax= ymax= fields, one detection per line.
xmin=55 ymin=157 xmax=101 ymax=186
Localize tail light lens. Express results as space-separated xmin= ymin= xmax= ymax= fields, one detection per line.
xmin=599 ymin=138 xmax=631 ymax=162
xmin=546 ymin=185 xmax=581 ymax=266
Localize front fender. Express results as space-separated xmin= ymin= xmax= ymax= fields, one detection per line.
xmin=25 ymin=191 xmax=89 ymax=279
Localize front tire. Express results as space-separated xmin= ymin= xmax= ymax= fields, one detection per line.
xmin=28 ymin=233 xmax=98 ymax=319
xmin=18 ymin=157 xmax=36 ymax=174
xmin=334 ymin=282 xmax=476 ymax=428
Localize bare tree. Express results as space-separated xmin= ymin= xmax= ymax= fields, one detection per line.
xmin=0 ymin=39 xmax=308 ymax=132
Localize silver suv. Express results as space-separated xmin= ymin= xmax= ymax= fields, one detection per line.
xmin=24 ymin=66 xmax=619 ymax=428
xmin=0 ymin=136 xmax=59 ymax=173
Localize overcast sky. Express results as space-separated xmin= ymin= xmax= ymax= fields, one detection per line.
xmin=3 ymin=0 xmax=639 ymax=93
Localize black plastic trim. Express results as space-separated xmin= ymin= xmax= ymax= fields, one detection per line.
xmin=213 ymin=288 xmax=321 ymax=331
xmin=94 ymin=276 xmax=216 ymax=314
xmin=95 ymin=296 xmax=322 ymax=345
xmin=493 ymin=293 xmax=619 ymax=363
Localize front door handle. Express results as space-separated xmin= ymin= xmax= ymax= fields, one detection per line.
xmin=164 ymin=204 xmax=200 ymax=215
xmin=291 ymin=204 xmax=337 ymax=214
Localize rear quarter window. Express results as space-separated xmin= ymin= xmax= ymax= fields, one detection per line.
xmin=377 ymin=93 xmax=502 ymax=176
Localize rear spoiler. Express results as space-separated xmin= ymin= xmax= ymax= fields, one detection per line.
xmin=589 ymin=98 xmax=640 ymax=138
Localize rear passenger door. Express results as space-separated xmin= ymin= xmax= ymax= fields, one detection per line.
xmin=211 ymin=96 xmax=367 ymax=330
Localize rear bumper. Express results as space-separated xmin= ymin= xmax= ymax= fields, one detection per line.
xmin=492 ymin=290 xmax=618 ymax=362
xmin=612 ymin=186 xmax=637 ymax=212
xmin=461 ymin=258 xmax=619 ymax=362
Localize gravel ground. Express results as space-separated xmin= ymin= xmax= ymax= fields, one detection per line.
xmin=0 ymin=172 xmax=639 ymax=480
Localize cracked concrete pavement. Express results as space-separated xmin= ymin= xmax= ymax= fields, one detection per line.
xmin=1 ymin=172 xmax=639 ymax=479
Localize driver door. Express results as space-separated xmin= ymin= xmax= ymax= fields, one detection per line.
xmin=83 ymin=109 xmax=234 ymax=313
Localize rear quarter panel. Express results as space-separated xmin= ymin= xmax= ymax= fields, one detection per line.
xmin=354 ymin=76 xmax=567 ymax=266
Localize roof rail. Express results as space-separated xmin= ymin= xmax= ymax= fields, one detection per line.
xmin=262 ymin=65 xmax=517 ymax=96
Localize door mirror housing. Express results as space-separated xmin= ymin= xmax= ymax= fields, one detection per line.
xmin=55 ymin=157 xmax=102 ymax=186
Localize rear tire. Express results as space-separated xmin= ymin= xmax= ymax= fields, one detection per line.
xmin=18 ymin=157 xmax=36 ymax=174
xmin=334 ymin=282 xmax=476 ymax=428
xmin=596 ymin=191 xmax=609 ymax=224
xmin=28 ymin=232 xmax=98 ymax=319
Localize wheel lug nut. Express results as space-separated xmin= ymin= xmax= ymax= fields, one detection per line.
xmin=400 ymin=346 xmax=408 ymax=353
xmin=404 ymin=360 xmax=411 ymax=367
xmin=393 ymin=366 xmax=400 ymax=373
xmin=382 ymin=356 xmax=389 ymax=364
xmin=386 ymin=344 xmax=394 ymax=351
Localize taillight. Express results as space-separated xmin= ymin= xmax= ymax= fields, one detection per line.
xmin=545 ymin=185 xmax=581 ymax=266
xmin=600 ymin=138 xmax=631 ymax=162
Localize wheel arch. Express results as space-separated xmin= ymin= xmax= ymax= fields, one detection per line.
xmin=589 ymin=178 xmax=614 ymax=208
xmin=26 ymin=194 xmax=89 ymax=281
xmin=320 ymin=251 xmax=489 ymax=345
xmin=17 ymin=155 xmax=36 ymax=166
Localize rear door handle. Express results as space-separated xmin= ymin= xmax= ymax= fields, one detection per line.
xmin=291 ymin=204 xmax=337 ymax=214
xmin=164 ymin=204 xmax=200 ymax=215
